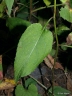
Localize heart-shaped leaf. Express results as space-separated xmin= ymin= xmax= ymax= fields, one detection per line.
xmin=14 ymin=23 xmax=53 ymax=81
xmin=15 ymin=84 xmax=38 ymax=96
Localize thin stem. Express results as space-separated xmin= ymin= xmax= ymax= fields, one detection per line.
xmin=29 ymin=0 xmax=32 ymax=21
xmin=2 ymin=46 xmax=16 ymax=55
xmin=42 ymin=17 xmax=53 ymax=31
xmin=32 ymin=4 xmax=64 ymax=13
xmin=59 ymin=44 xmax=72 ymax=48
xmin=29 ymin=75 xmax=47 ymax=90
xmin=52 ymin=0 xmax=58 ymax=95
xmin=17 ymin=3 xmax=29 ymax=8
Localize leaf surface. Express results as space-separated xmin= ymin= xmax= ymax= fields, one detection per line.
xmin=15 ymin=84 xmax=38 ymax=96
xmin=5 ymin=0 xmax=14 ymax=16
xmin=14 ymin=23 xmax=53 ymax=81
xmin=6 ymin=17 xmax=31 ymax=30
xmin=59 ymin=6 xmax=72 ymax=23
xmin=49 ymin=86 xmax=71 ymax=96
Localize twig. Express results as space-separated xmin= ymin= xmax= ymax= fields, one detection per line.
xmin=29 ymin=75 xmax=48 ymax=90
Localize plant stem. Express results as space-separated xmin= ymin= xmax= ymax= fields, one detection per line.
xmin=17 ymin=3 xmax=29 ymax=8
xmin=29 ymin=0 xmax=32 ymax=21
xmin=52 ymin=0 xmax=58 ymax=95
xmin=29 ymin=75 xmax=47 ymax=90
xmin=59 ymin=44 xmax=72 ymax=48
xmin=43 ymin=17 xmax=53 ymax=31
xmin=32 ymin=4 xmax=64 ymax=13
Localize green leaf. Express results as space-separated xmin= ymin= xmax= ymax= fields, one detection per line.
xmin=17 ymin=8 xmax=28 ymax=19
xmin=15 ymin=84 xmax=38 ymax=96
xmin=61 ymin=42 xmax=68 ymax=50
xmin=49 ymin=86 xmax=71 ymax=96
xmin=14 ymin=23 xmax=53 ymax=81
xmin=56 ymin=25 xmax=70 ymax=35
xmin=50 ymin=49 xmax=56 ymax=56
xmin=43 ymin=0 xmax=51 ymax=6
xmin=70 ymin=0 xmax=72 ymax=8
xmin=19 ymin=0 xmax=28 ymax=4
xmin=6 ymin=17 xmax=31 ymax=30
xmin=4 ymin=0 xmax=14 ymax=16
xmin=59 ymin=6 xmax=72 ymax=23
xmin=0 ymin=1 xmax=6 ymax=17
xmin=25 ymin=78 xmax=37 ymax=88
xmin=60 ymin=0 xmax=67 ymax=3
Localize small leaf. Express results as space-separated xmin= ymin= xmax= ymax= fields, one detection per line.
xmin=61 ymin=43 xmax=68 ymax=50
xmin=15 ymin=84 xmax=38 ymax=96
xmin=4 ymin=0 xmax=14 ymax=16
xmin=60 ymin=0 xmax=67 ymax=3
xmin=14 ymin=23 xmax=53 ymax=81
xmin=0 ymin=1 xmax=6 ymax=17
xmin=25 ymin=78 xmax=36 ymax=88
xmin=56 ymin=25 xmax=70 ymax=35
xmin=6 ymin=17 xmax=31 ymax=30
xmin=43 ymin=0 xmax=51 ymax=6
xmin=59 ymin=6 xmax=72 ymax=23
xmin=49 ymin=86 xmax=71 ymax=96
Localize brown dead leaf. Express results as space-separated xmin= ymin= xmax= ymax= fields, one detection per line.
xmin=66 ymin=33 xmax=72 ymax=45
xmin=0 ymin=78 xmax=16 ymax=90
xmin=0 ymin=82 xmax=15 ymax=90
xmin=44 ymin=55 xmax=64 ymax=70
xmin=44 ymin=57 xmax=53 ymax=69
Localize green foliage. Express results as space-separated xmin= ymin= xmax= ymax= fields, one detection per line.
xmin=49 ymin=86 xmax=71 ymax=96
xmin=6 ymin=17 xmax=31 ymax=30
xmin=50 ymin=49 xmax=56 ymax=56
xmin=59 ymin=6 xmax=72 ymax=23
xmin=56 ymin=25 xmax=70 ymax=36
xmin=15 ymin=78 xmax=38 ymax=96
xmin=61 ymin=42 xmax=68 ymax=51
xmin=0 ymin=0 xmax=72 ymax=95
xmin=14 ymin=23 xmax=53 ymax=81
xmin=4 ymin=0 xmax=14 ymax=16
xmin=0 ymin=0 xmax=6 ymax=17
xmin=43 ymin=0 xmax=51 ymax=6
xmin=70 ymin=0 xmax=72 ymax=8
xmin=16 ymin=0 xmax=29 ymax=19
xmin=25 ymin=78 xmax=37 ymax=88
xmin=19 ymin=0 xmax=29 ymax=4
xmin=17 ymin=8 xmax=28 ymax=19
xmin=15 ymin=84 xmax=38 ymax=96
xmin=60 ymin=0 xmax=67 ymax=3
